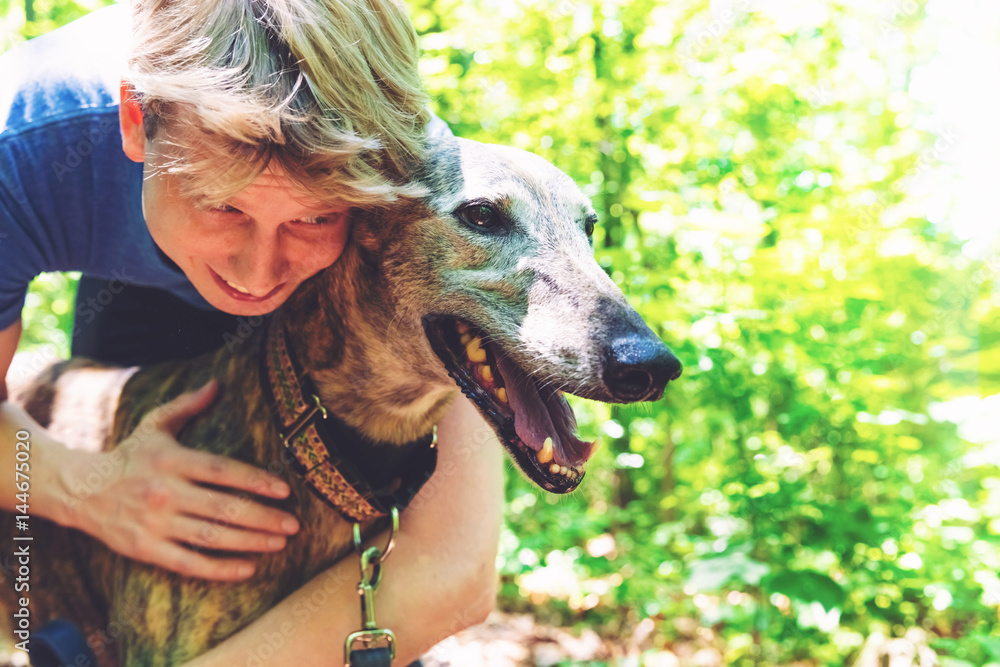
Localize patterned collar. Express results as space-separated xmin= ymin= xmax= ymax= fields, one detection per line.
xmin=260 ymin=315 xmax=437 ymax=523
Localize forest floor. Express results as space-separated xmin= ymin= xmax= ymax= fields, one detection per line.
xmin=420 ymin=612 xmax=936 ymax=667
xmin=0 ymin=611 xmax=937 ymax=666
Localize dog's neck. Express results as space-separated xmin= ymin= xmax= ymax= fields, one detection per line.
xmin=276 ymin=218 xmax=457 ymax=445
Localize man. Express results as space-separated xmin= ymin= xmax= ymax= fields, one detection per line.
xmin=0 ymin=1 xmax=501 ymax=663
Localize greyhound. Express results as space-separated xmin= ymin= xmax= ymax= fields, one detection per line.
xmin=1 ymin=135 xmax=681 ymax=665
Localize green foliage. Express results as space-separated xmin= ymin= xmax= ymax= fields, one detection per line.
xmin=5 ymin=1 xmax=999 ymax=665
xmin=414 ymin=0 xmax=999 ymax=664
xmin=0 ymin=0 xmax=110 ymax=50
xmin=18 ymin=272 xmax=76 ymax=354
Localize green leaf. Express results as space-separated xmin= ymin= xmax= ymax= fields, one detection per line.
xmin=766 ymin=570 xmax=846 ymax=613
xmin=686 ymin=552 xmax=770 ymax=591
xmin=939 ymin=658 xmax=978 ymax=667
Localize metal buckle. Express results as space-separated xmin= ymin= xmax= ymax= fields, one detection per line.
xmin=344 ymin=506 xmax=401 ymax=665
xmin=352 ymin=504 xmax=400 ymax=562
xmin=279 ymin=394 xmax=328 ymax=449
xmin=345 ymin=629 xmax=396 ymax=663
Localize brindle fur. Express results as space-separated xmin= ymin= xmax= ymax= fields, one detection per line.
xmin=0 ymin=136 xmax=666 ymax=665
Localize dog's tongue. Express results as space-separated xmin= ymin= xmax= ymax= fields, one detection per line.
xmin=494 ymin=353 xmax=594 ymax=467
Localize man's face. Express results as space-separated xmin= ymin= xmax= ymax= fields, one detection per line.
xmin=140 ymin=143 xmax=350 ymax=316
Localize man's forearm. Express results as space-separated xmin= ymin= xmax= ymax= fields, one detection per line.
xmin=0 ymin=400 xmax=77 ymax=525
xmin=186 ymin=395 xmax=504 ymax=666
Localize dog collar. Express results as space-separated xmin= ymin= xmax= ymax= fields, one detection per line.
xmin=261 ymin=315 xmax=438 ymax=523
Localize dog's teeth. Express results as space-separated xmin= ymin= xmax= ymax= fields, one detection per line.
xmin=549 ymin=463 xmax=560 ymax=475
xmin=466 ymin=337 xmax=487 ymax=363
xmin=496 ymin=387 xmax=507 ymax=403
xmin=460 ymin=332 xmax=473 ymax=345
xmin=537 ymin=437 xmax=553 ymax=464
xmin=457 ymin=321 xmax=470 ymax=334
xmin=480 ymin=364 xmax=494 ymax=383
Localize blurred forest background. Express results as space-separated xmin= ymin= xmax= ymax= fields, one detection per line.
xmin=3 ymin=0 xmax=999 ymax=665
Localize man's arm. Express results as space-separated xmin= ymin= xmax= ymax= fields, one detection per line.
xmin=1 ymin=320 xmax=304 ymax=579
xmin=186 ymin=394 xmax=504 ymax=666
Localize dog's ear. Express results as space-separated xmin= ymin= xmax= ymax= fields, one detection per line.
xmin=371 ymin=135 xmax=462 ymax=210
xmin=413 ymin=135 xmax=465 ymax=203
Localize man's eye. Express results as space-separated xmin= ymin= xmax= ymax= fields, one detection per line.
xmin=296 ymin=215 xmax=336 ymax=226
xmin=210 ymin=205 xmax=242 ymax=215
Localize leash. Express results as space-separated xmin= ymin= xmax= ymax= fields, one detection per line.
xmin=261 ymin=315 xmax=439 ymax=665
xmin=345 ymin=506 xmax=399 ymax=666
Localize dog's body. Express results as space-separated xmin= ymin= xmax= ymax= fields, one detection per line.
xmin=1 ymin=136 xmax=680 ymax=665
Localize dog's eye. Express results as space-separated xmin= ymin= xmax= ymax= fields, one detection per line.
xmin=457 ymin=203 xmax=501 ymax=231
xmin=584 ymin=215 xmax=597 ymax=238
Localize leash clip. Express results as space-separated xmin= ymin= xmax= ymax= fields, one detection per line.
xmin=345 ymin=506 xmax=400 ymax=666
xmin=279 ymin=394 xmax=328 ymax=449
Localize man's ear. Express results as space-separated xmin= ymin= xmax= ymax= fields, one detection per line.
xmin=120 ymin=80 xmax=146 ymax=163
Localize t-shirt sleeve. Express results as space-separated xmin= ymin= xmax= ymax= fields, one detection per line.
xmin=0 ymin=142 xmax=46 ymax=331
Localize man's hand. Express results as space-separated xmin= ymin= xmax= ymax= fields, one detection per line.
xmin=55 ymin=380 xmax=300 ymax=580
xmin=185 ymin=394 xmax=503 ymax=666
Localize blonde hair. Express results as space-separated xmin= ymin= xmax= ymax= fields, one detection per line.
xmin=126 ymin=0 xmax=430 ymax=206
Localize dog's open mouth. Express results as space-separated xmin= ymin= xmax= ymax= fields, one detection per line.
xmin=424 ymin=316 xmax=597 ymax=493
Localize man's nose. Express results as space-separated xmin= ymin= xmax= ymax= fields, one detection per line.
xmin=235 ymin=229 xmax=288 ymax=291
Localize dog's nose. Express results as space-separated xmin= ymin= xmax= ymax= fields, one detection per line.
xmin=602 ymin=335 xmax=682 ymax=402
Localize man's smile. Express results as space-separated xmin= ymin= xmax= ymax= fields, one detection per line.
xmin=209 ymin=267 xmax=286 ymax=303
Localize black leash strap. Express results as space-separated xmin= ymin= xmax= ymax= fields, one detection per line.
xmin=350 ymin=647 xmax=393 ymax=667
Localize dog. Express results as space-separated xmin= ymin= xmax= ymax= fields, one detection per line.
xmin=1 ymin=135 xmax=681 ymax=665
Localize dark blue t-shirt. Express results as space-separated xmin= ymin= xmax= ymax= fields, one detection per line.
xmin=0 ymin=5 xmax=211 ymax=331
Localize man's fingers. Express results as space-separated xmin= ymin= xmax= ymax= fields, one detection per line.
xmin=175 ymin=483 xmax=300 ymax=536
xmin=142 ymin=379 xmax=219 ymax=435
xmin=169 ymin=515 xmax=287 ymax=553
xmin=139 ymin=539 xmax=256 ymax=581
xmin=179 ymin=447 xmax=293 ymax=500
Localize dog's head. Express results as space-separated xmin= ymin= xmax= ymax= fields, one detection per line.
xmin=351 ymin=136 xmax=681 ymax=493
